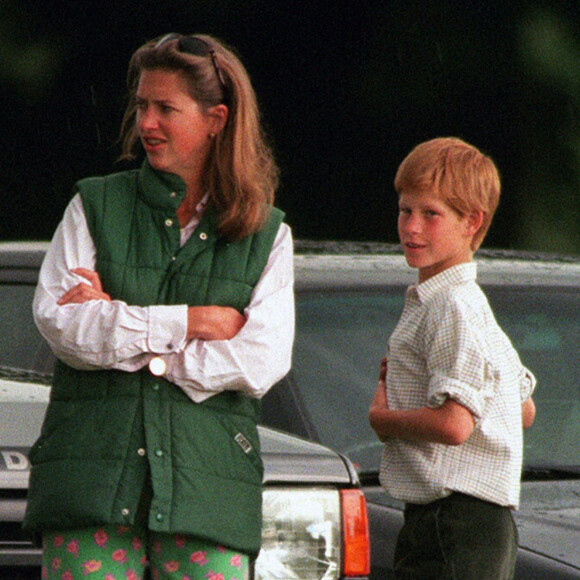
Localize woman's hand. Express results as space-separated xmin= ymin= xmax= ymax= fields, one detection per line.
xmin=187 ymin=306 xmax=246 ymax=341
xmin=58 ymin=268 xmax=112 ymax=305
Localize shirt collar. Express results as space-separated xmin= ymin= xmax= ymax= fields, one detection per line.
xmin=409 ymin=262 xmax=477 ymax=304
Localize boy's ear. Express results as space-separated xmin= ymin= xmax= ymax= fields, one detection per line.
xmin=466 ymin=210 xmax=485 ymax=237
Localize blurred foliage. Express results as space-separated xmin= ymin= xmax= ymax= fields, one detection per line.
xmin=0 ymin=0 xmax=578 ymax=254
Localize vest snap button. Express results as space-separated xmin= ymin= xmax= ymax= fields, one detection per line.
xmin=121 ymin=508 xmax=130 ymax=516
xmin=165 ymin=218 xmax=174 ymax=227
xmin=199 ymin=232 xmax=208 ymax=240
xmin=137 ymin=448 xmax=146 ymax=457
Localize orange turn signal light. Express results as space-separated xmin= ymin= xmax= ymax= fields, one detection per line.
xmin=341 ymin=488 xmax=371 ymax=577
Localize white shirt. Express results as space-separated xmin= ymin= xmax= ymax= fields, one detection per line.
xmin=33 ymin=194 xmax=295 ymax=403
xmin=379 ymin=263 xmax=536 ymax=508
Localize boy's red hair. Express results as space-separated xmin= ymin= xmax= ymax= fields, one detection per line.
xmin=394 ymin=137 xmax=501 ymax=250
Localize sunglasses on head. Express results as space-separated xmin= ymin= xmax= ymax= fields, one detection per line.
xmin=155 ymin=33 xmax=228 ymax=103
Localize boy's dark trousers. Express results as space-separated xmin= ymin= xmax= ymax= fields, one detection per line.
xmin=394 ymin=492 xmax=518 ymax=580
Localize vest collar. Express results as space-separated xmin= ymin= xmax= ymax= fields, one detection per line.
xmin=138 ymin=159 xmax=188 ymax=212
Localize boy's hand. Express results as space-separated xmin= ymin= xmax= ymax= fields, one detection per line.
xmin=369 ymin=358 xmax=389 ymax=440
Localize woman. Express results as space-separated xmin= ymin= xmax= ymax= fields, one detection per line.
xmin=24 ymin=33 xmax=294 ymax=580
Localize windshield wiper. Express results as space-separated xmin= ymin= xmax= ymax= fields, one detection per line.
xmin=523 ymin=465 xmax=580 ymax=481
xmin=0 ymin=365 xmax=52 ymax=385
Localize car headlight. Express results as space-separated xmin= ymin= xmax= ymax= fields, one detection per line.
xmin=255 ymin=487 xmax=370 ymax=579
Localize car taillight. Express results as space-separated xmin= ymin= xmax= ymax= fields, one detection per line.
xmin=341 ymin=489 xmax=371 ymax=577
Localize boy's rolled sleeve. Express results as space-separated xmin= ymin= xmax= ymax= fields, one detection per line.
xmin=425 ymin=299 xmax=493 ymax=422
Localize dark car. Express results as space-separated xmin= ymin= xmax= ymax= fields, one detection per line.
xmin=0 ymin=241 xmax=370 ymax=580
xmin=260 ymin=241 xmax=580 ymax=579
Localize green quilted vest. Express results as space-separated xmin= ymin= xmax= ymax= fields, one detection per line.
xmin=25 ymin=161 xmax=285 ymax=556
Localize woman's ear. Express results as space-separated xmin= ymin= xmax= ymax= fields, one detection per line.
xmin=208 ymin=104 xmax=228 ymax=135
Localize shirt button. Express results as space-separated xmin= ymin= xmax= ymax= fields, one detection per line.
xmin=155 ymin=449 xmax=164 ymax=457
xmin=152 ymin=383 xmax=160 ymax=391
xmin=156 ymin=513 xmax=164 ymax=522
xmin=149 ymin=357 xmax=167 ymax=376
xmin=169 ymin=191 xmax=177 ymax=198
xmin=121 ymin=508 xmax=130 ymax=516
xmin=137 ymin=448 xmax=146 ymax=457
xmin=165 ymin=218 xmax=174 ymax=227
xmin=199 ymin=232 xmax=207 ymax=240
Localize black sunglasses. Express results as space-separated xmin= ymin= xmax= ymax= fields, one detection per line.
xmin=155 ymin=33 xmax=228 ymax=103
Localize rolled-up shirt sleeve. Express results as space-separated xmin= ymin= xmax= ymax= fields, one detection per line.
xmin=33 ymin=194 xmax=188 ymax=371
xmin=425 ymin=300 xmax=493 ymax=421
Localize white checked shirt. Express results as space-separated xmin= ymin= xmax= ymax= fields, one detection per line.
xmin=379 ymin=263 xmax=536 ymax=508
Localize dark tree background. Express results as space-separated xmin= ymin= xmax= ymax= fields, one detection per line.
xmin=1 ymin=0 xmax=579 ymax=253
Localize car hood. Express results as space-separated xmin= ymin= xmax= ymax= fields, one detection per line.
xmin=517 ymin=480 xmax=580 ymax=570
xmin=0 ymin=377 xmax=353 ymax=489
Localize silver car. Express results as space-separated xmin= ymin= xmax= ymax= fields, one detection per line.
xmin=261 ymin=241 xmax=580 ymax=579
xmin=0 ymin=241 xmax=371 ymax=580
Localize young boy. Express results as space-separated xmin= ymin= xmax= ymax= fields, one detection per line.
xmin=369 ymin=137 xmax=536 ymax=580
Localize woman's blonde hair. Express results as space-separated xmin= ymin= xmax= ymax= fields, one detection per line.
xmin=119 ymin=33 xmax=280 ymax=240
xmin=394 ymin=137 xmax=501 ymax=250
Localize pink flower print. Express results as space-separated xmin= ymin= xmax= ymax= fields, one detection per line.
xmin=126 ymin=571 xmax=139 ymax=580
xmin=164 ymin=560 xmax=180 ymax=573
xmin=94 ymin=529 xmax=109 ymax=548
xmin=82 ymin=559 xmax=102 ymax=574
xmin=105 ymin=575 xmax=116 ymax=580
xmin=205 ymin=572 xmax=224 ymax=580
xmin=117 ymin=525 xmax=131 ymax=535
xmin=112 ymin=549 xmax=129 ymax=564
xmin=216 ymin=545 xmax=226 ymax=553
xmin=54 ymin=535 xmax=65 ymax=548
xmin=62 ymin=572 xmax=73 ymax=580
xmin=132 ymin=536 xmax=143 ymax=552
xmin=67 ymin=540 xmax=80 ymax=558
xmin=51 ymin=557 xmax=62 ymax=571
xmin=230 ymin=554 xmax=243 ymax=569
xmin=152 ymin=540 xmax=163 ymax=554
xmin=174 ymin=534 xmax=187 ymax=548
xmin=41 ymin=566 xmax=48 ymax=579
xmin=190 ymin=551 xmax=209 ymax=566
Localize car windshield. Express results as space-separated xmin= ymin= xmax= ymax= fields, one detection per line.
xmin=2 ymin=281 xmax=579 ymax=478
xmin=292 ymin=286 xmax=580 ymax=475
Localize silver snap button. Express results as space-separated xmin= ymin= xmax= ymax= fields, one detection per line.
xmin=165 ymin=218 xmax=174 ymax=227
xmin=199 ymin=232 xmax=207 ymax=240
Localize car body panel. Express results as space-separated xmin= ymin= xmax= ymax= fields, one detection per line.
xmin=2 ymin=240 xmax=579 ymax=578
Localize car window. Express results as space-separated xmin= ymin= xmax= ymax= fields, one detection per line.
xmin=292 ymin=290 xmax=404 ymax=473
xmin=488 ymin=287 xmax=580 ymax=470
xmin=0 ymin=285 xmax=53 ymax=374
xmin=292 ymin=285 xmax=580 ymax=474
